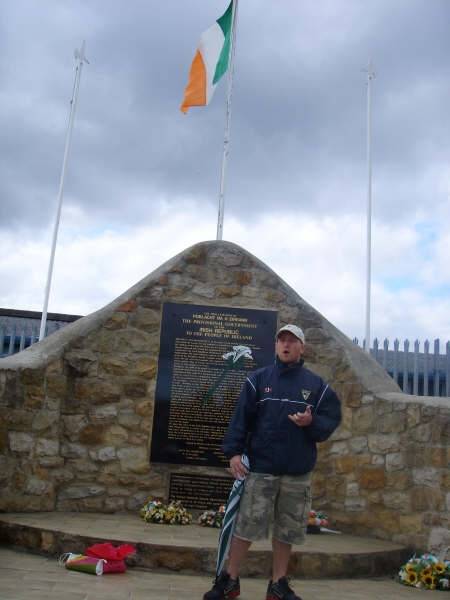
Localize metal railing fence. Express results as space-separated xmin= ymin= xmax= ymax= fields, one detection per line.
xmin=354 ymin=337 xmax=450 ymax=397
xmin=1 ymin=314 xmax=448 ymax=398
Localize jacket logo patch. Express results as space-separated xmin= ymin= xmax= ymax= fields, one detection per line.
xmin=264 ymin=386 xmax=272 ymax=394
xmin=301 ymin=389 xmax=311 ymax=401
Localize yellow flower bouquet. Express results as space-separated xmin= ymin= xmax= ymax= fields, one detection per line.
xmin=398 ymin=553 xmax=450 ymax=591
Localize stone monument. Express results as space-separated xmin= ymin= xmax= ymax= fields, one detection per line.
xmin=0 ymin=240 xmax=448 ymax=551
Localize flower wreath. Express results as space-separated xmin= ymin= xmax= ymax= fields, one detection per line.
xmin=140 ymin=499 xmax=192 ymax=525
xmin=198 ymin=505 xmax=226 ymax=528
xmin=307 ymin=510 xmax=329 ymax=528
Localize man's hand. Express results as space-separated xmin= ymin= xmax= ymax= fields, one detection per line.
xmin=288 ymin=405 xmax=312 ymax=427
xmin=229 ymin=455 xmax=249 ymax=480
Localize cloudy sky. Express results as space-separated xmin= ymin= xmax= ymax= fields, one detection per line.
xmin=1 ymin=0 xmax=449 ymax=347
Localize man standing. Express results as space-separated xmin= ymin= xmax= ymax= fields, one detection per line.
xmin=203 ymin=324 xmax=342 ymax=600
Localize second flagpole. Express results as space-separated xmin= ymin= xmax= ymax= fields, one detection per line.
xmin=216 ymin=0 xmax=239 ymax=241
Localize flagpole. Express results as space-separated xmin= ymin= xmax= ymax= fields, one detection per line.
xmin=216 ymin=0 xmax=239 ymax=241
xmin=39 ymin=41 xmax=88 ymax=341
xmin=364 ymin=60 xmax=375 ymax=353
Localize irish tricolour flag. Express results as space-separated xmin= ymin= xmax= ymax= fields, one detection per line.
xmin=180 ymin=1 xmax=233 ymax=113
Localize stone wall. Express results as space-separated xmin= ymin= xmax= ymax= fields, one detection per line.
xmin=0 ymin=240 xmax=448 ymax=551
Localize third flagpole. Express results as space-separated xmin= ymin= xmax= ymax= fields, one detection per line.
xmin=364 ymin=60 xmax=375 ymax=353
xmin=216 ymin=0 xmax=239 ymax=241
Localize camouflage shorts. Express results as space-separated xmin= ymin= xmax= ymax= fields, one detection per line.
xmin=233 ymin=472 xmax=312 ymax=545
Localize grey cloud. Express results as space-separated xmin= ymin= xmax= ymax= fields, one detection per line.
xmin=1 ymin=0 xmax=449 ymax=232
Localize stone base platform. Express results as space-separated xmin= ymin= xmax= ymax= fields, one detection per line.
xmin=0 ymin=512 xmax=411 ymax=578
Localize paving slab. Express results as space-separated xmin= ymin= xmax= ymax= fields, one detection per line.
xmin=0 ymin=547 xmax=425 ymax=600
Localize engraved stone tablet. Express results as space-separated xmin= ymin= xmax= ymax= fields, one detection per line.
xmin=168 ymin=473 xmax=233 ymax=510
xmin=150 ymin=302 xmax=277 ymax=466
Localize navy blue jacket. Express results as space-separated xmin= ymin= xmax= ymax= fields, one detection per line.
xmin=223 ymin=357 xmax=341 ymax=475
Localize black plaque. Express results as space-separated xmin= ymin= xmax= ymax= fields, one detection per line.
xmin=169 ymin=473 xmax=233 ymax=510
xmin=150 ymin=302 xmax=277 ymax=466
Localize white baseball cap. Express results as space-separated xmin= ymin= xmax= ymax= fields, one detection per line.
xmin=276 ymin=324 xmax=305 ymax=343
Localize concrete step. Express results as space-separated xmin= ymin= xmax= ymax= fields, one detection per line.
xmin=0 ymin=512 xmax=411 ymax=579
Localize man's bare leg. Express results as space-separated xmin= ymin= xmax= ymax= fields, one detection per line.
xmin=227 ymin=536 xmax=252 ymax=579
xmin=271 ymin=538 xmax=292 ymax=582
